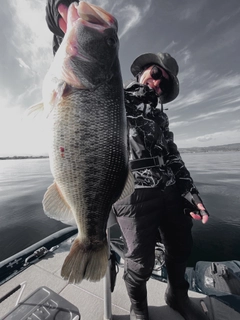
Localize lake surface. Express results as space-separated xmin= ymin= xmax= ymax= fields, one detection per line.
xmin=0 ymin=152 xmax=240 ymax=266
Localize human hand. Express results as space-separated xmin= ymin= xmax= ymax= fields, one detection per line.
xmin=46 ymin=0 xmax=76 ymax=36
xmin=189 ymin=202 xmax=209 ymax=224
xmin=183 ymin=192 xmax=209 ymax=224
xmin=58 ymin=3 xmax=69 ymax=33
xmin=133 ymin=84 xmax=158 ymax=108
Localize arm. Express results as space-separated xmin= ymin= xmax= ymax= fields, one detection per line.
xmin=163 ymin=121 xmax=209 ymax=223
xmin=164 ymin=125 xmax=197 ymax=195
xmin=124 ymin=82 xmax=158 ymax=114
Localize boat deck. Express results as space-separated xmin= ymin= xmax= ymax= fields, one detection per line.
xmin=1 ymin=235 xmax=238 ymax=320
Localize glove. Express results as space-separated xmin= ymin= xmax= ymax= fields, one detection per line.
xmin=183 ymin=192 xmax=210 ymax=219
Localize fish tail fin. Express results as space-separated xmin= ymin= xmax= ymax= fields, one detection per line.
xmin=61 ymin=237 xmax=108 ymax=284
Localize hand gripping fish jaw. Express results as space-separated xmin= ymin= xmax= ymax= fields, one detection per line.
xmin=53 ymin=1 xmax=120 ymax=91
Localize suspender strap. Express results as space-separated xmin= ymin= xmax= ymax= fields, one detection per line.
xmin=130 ymin=156 xmax=164 ymax=171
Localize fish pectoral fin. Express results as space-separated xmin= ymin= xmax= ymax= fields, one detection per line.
xmin=24 ymin=102 xmax=44 ymax=119
xmin=44 ymin=81 xmax=70 ymax=118
xmin=42 ymin=182 xmax=76 ymax=226
xmin=118 ymin=168 xmax=135 ymax=200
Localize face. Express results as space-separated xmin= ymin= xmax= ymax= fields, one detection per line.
xmin=139 ymin=65 xmax=170 ymax=96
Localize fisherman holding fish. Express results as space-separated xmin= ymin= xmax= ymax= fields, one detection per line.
xmin=46 ymin=1 xmax=210 ymax=319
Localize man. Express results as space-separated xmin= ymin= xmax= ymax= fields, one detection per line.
xmin=46 ymin=2 xmax=209 ymax=319
xmin=112 ymin=54 xmax=209 ymax=320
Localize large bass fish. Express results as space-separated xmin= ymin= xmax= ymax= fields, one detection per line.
xmin=32 ymin=1 xmax=134 ymax=284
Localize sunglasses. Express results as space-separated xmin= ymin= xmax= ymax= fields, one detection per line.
xmin=150 ymin=65 xmax=166 ymax=80
xmin=150 ymin=65 xmax=170 ymax=94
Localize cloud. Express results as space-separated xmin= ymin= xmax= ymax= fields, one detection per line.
xmin=199 ymin=23 xmax=240 ymax=60
xmin=196 ymin=135 xmax=213 ymax=142
xmin=196 ymin=129 xmax=240 ymax=146
xmin=170 ymin=69 xmax=240 ymax=113
xmin=178 ymin=1 xmax=206 ymax=21
xmin=16 ymin=58 xmax=31 ymax=70
xmin=93 ymin=0 xmax=152 ymax=39
xmin=176 ymin=129 xmax=240 ymax=148
xmin=117 ymin=5 xmax=142 ymax=39
xmin=193 ymin=105 xmax=240 ymax=121
xmin=9 ymin=0 xmax=52 ymax=51
xmin=113 ymin=0 xmax=152 ymax=39
xmin=164 ymin=41 xmax=178 ymax=52
xmin=0 ymin=1 xmax=52 ymax=112
xmin=169 ymin=115 xmax=180 ymax=121
xmin=182 ymin=50 xmax=191 ymax=64
xmin=205 ymin=6 xmax=240 ymax=32
xmin=170 ymin=121 xmax=189 ymax=128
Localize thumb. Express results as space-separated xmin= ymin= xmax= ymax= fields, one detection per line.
xmin=58 ymin=4 xmax=68 ymax=33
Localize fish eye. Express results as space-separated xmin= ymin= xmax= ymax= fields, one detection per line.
xmin=106 ymin=37 xmax=116 ymax=47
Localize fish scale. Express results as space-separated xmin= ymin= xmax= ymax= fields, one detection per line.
xmin=50 ymin=89 xmax=127 ymax=211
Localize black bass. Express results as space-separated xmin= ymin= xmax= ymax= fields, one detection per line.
xmin=33 ymin=1 xmax=133 ymax=283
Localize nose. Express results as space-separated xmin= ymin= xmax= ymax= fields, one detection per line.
xmin=152 ymin=79 xmax=162 ymax=95
xmin=146 ymin=78 xmax=162 ymax=95
xmin=153 ymin=79 xmax=161 ymax=88
xmin=147 ymin=78 xmax=160 ymax=89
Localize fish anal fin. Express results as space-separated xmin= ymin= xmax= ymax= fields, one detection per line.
xmin=42 ymin=182 xmax=76 ymax=225
xmin=61 ymin=237 xmax=108 ymax=283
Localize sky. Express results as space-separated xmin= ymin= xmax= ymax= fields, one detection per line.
xmin=0 ymin=0 xmax=240 ymax=156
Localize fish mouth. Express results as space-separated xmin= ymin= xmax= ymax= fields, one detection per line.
xmin=79 ymin=2 xmax=117 ymax=29
xmin=62 ymin=1 xmax=118 ymax=89
xmin=68 ymin=1 xmax=118 ymax=31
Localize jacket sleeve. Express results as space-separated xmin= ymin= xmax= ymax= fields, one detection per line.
xmin=124 ymin=82 xmax=158 ymax=115
xmin=163 ymin=118 xmax=199 ymax=196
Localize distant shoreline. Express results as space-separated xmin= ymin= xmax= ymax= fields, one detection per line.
xmin=1 ymin=143 xmax=239 ymax=159
xmin=0 ymin=156 xmax=49 ymax=160
xmin=180 ymin=149 xmax=240 ymax=153
xmin=179 ymin=143 xmax=240 ymax=153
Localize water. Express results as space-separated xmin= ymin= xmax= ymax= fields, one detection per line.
xmin=0 ymin=159 xmax=65 ymax=261
xmin=181 ymin=152 xmax=240 ymax=265
xmin=0 ymin=153 xmax=240 ymax=266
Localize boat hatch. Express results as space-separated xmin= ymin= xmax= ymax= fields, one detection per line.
xmin=2 ymin=286 xmax=80 ymax=320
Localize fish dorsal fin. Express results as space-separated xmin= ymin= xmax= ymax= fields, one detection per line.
xmin=43 ymin=181 xmax=76 ymax=226
xmin=118 ymin=169 xmax=135 ymax=200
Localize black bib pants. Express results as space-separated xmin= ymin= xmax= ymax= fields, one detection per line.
xmin=112 ymin=184 xmax=193 ymax=309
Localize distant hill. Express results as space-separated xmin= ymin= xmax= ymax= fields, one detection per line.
xmin=179 ymin=143 xmax=240 ymax=153
xmin=0 ymin=143 xmax=239 ymax=159
xmin=0 ymin=155 xmax=49 ymax=160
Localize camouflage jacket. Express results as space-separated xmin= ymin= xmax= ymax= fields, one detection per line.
xmin=124 ymin=82 xmax=198 ymax=196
